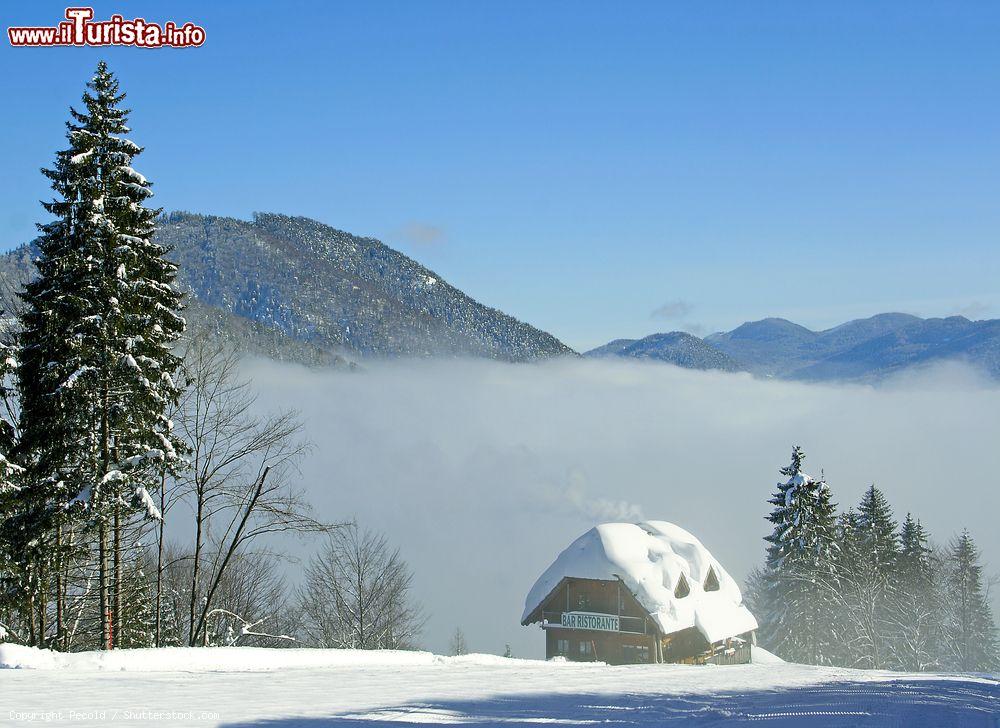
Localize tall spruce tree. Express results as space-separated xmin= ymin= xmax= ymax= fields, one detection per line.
xmin=857 ymin=484 xmax=899 ymax=575
xmin=830 ymin=508 xmax=862 ymax=666
xmin=10 ymin=120 xmax=95 ymax=646
xmin=759 ymin=446 xmax=840 ymax=664
xmin=940 ymin=530 xmax=998 ymax=672
xmin=17 ymin=61 xmax=185 ymax=649
xmin=892 ymin=514 xmax=941 ymax=670
xmin=834 ymin=485 xmax=899 ymax=668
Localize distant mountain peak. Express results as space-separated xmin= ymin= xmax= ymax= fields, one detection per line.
xmin=721 ymin=318 xmax=817 ymax=342
xmin=585 ymin=331 xmax=742 ymax=372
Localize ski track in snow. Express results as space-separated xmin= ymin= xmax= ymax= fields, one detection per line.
xmin=2 ymin=649 xmax=997 ymax=727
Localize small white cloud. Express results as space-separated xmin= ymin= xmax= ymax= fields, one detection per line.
xmin=651 ymin=299 xmax=693 ymax=320
xmin=398 ymin=222 xmax=447 ymax=248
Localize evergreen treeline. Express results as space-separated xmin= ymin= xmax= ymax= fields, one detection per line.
xmin=749 ymin=446 xmax=999 ymax=672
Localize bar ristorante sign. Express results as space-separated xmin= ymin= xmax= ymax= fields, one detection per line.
xmin=559 ymin=611 xmax=620 ymax=632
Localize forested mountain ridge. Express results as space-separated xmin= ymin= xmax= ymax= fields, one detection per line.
xmin=4 ymin=212 xmax=996 ymax=379
xmin=590 ymin=313 xmax=1000 ymax=381
xmin=706 ymin=313 xmax=1000 ymax=380
xmin=585 ymin=331 xmax=743 ymax=372
xmin=0 ymin=211 xmax=574 ymax=364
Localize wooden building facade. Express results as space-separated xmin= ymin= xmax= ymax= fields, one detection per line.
xmin=524 ymin=575 xmax=753 ymax=665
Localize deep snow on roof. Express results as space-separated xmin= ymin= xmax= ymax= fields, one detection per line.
xmin=522 ymin=521 xmax=758 ymax=644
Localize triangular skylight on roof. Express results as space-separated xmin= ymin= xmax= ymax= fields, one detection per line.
xmin=704 ymin=566 xmax=720 ymax=592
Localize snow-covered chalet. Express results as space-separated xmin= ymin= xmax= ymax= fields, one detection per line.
xmin=521 ymin=521 xmax=758 ymax=664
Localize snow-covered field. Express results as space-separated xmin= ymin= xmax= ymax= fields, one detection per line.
xmin=1 ymin=645 xmax=997 ymax=727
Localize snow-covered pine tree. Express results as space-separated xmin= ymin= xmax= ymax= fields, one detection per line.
xmin=829 ymin=508 xmax=862 ymax=666
xmin=940 ymin=530 xmax=998 ymax=672
xmin=16 ymin=61 xmax=185 ymax=649
xmin=10 ymin=127 xmax=97 ymax=647
xmin=758 ymin=446 xmax=840 ymax=665
xmin=891 ymin=514 xmax=941 ymax=670
xmin=857 ymin=484 xmax=898 ymax=575
xmin=834 ymin=485 xmax=899 ymax=669
xmin=116 ymin=549 xmax=158 ymax=648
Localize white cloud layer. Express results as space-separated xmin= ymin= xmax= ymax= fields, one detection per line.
xmin=241 ymin=357 xmax=1000 ymax=658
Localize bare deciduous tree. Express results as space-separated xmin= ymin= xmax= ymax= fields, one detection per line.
xmin=299 ymin=523 xmax=424 ymax=650
xmin=175 ymin=336 xmax=336 ymax=646
xmin=157 ymin=543 xmax=300 ymax=648
xmin=449 ymin=627 xmax=468 ymax=656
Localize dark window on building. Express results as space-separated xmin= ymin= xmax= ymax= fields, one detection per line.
xmin=622 ymin=644 xmax=650 ymax=664
xmin=556 ymin=639 xmax=569 ymax=654
xmin=579 ymin=641 xmax=593 ymax=656
xmin=577 ymin=593 xmax=591 ymax=609
xmin=674 ymin=573 xmax=690 ymax=599
xmin=704 ymin=566 xmax=720 ymax=592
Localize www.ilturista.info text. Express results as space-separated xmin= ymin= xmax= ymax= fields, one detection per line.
xmin=8 ymin=7 xmax=206 ymax=48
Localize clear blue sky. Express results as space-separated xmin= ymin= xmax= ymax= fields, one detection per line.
xmin=3 ymin=2 xmax=999 ymax=350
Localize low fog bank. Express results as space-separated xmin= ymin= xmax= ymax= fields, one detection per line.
xmin=240 ymin=357 xmax=1000 ymax=658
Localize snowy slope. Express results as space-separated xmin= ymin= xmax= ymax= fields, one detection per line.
xmin=0 ymin=643 xmax=444 ymax=671
xmin=522 ymin=521 xmax=758 ymax=643
xmin=2 ymin=645 xmax=996 ymax=727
